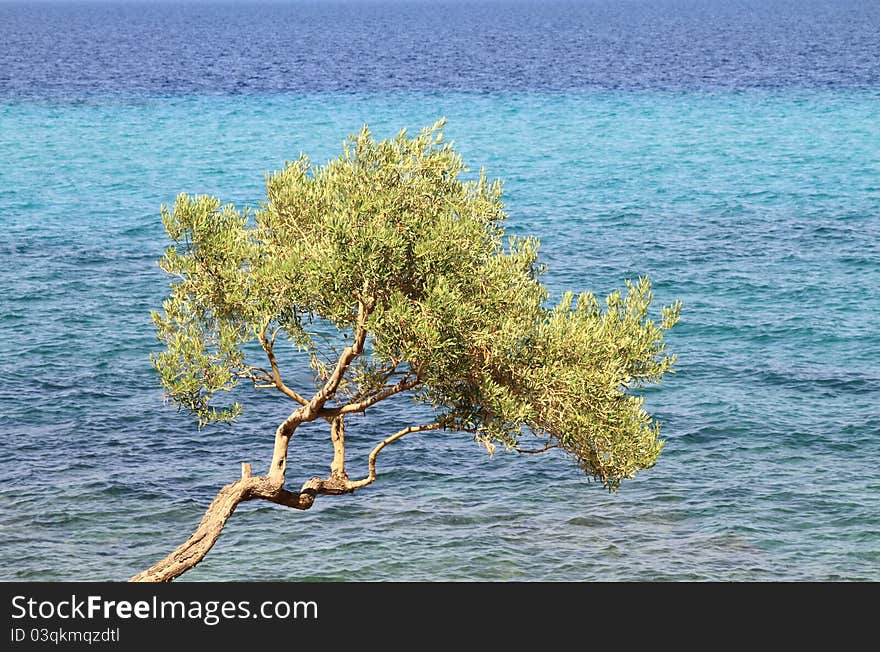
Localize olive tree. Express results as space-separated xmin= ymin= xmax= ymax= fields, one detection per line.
xmin=131 ymin=121 xmax=680 ymax=582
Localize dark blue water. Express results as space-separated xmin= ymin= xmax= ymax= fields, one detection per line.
xmin=1 ymin=1 xmax=879 ymax=581
xmin=3 ymin=0 xmax=880 ymax=98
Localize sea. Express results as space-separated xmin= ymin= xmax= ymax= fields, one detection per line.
xmin=1 ymin=0 xmax=878 ymax=581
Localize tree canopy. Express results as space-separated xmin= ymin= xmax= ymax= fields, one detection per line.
xmin=134 ymin=120 xmax=680 ymax=581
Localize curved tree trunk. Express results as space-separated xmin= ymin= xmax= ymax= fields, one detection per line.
xmin=130 ymin=478 xmax=257 ymax=583
xmin=130 ymin=420 xmax=439 ymax=581
xmin=131 ymin=410 xmax=309 ymax=582
xmin=129 ymin=473 xmax=326 ymax=583
xmin=132 ymin=301 xmax=380 ymax=582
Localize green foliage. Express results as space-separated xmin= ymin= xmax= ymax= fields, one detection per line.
xmin=152 ymin=120 xmax=680 ymax=487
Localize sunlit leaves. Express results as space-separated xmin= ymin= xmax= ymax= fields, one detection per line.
xmin=152 ymin=122 xmax=680 ymax=488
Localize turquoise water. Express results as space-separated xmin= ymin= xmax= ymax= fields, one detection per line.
xmin=2 ymin=89 xmax=878 ymax=580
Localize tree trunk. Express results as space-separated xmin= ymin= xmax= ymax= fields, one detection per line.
xmin=133 ymin=303 xmax=376 ymax=582
xmin=130 ymin=472 xmax=330 ymax=582
xmin=131 ymin=413 xmax=310 ymax=582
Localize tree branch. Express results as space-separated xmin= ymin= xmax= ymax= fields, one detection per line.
xmin=515 ymin=443 xmax=558 ymax=454
xmin=237 ymin=365 xmax=272 ymax=381
xmin=259 ymin=321 xmax=308 ymax=405
xmin=307 ymin=298 xmax=372 ymax=413
xmin=339 ymin=375 xmax=422 ymax=415
xmin=345 ymin=423 xmax=442 ymax=490
xmin=263 ymin=476 xmax=326 ymax=510
xmin=376 ymin=358 xmax=401 ymax=386
xmin=329 ymin=415 xmax=347 ymax=479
